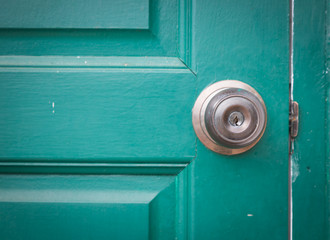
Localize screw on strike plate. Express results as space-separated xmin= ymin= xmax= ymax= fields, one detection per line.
xmin=228 ymin=111 xmax=244 ymax=126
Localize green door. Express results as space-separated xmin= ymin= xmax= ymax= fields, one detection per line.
xmin=0 ymin=0 xmax=328 ymax=239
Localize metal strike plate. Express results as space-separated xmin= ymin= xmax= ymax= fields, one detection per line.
xmin=289 ymin=101 xmax=299 ymax=138
xmin=192 ymin=80 xmax=267 ymax=155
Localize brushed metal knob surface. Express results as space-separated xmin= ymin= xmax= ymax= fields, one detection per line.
xmin=192 ymin=80 xmax=267 ymax=155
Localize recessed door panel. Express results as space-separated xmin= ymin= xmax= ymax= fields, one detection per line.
xmin=0 ymin=174 xmax=183 ymax=240
xmin=0 ymin=0 xmax=149 ymax=29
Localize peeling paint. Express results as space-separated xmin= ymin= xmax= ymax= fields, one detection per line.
xmin=291 ymin=151 xmax=300 ymax=183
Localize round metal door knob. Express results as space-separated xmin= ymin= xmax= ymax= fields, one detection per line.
xmin=192 ymin=80 xmax=267 ymax=155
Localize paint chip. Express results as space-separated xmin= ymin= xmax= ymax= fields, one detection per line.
xmin=247 ymin=214 xmax=253 ymax=217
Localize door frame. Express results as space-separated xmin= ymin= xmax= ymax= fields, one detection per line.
xmin=291 ymin=0 xmax=329 ymax=239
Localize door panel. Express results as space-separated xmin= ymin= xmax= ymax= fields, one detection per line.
xmin=0 ymin=174 xmax=182 ymax=240
xmin=0 ymin=58 xmax=195 ymax=160
xmin=0 ymin=0 xmax=179 ymax=56
xmin=0 ymin=0 xmax=149 ymax=29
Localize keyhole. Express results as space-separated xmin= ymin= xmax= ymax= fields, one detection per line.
xmin=228 ymin=111 xmax=244 ymax=127
xmin=233 ymin=116 xmax=239 ymax=126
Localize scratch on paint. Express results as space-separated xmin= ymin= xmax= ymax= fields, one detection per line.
xmin=291 ymin=150 xmax=300 ymax=183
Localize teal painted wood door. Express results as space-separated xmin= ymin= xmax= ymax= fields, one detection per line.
xmin=0 ymin=0 xmax=295 ymax=239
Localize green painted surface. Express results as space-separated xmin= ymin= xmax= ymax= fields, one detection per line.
xmin=1 ymin=202 xmax=148 ymax=240
xmin=0 ymin=175 xmax=176 ymax=240
xmin=327 ymin=2 xmax=330 ymax=238
xmin=292 ymin=0 xmax=329 ymax=239
xmin=0 ymin=0 xmax=308 ymax=239
xmin=0 ymin=1 xmax=192 ymax=238
xmin=0 ymin=56 xmax=186 ymax=68
xmin=0 ymin=0 xmax=149 ymax=29
xmin=191 ymin=0 xmax=289 ymax=239
xmin=0 ymin=67 xmax=195 ymax=160
xmin=0 ymin=162 xmax=188 ymax=175
xmin=0 ymin=0 xmax=178 ymax=56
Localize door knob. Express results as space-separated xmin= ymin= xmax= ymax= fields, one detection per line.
xmin=192 ymin=80 xmax=267 ymax=155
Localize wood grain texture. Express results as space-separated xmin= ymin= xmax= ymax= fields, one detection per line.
xmin=0 ymin=65 xmax=195 ymax=161
xmin=0 ymin=0 xmax=149 ymax=29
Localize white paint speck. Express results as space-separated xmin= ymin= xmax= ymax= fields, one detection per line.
xmin=77 ymin=56 xmax=80 ymax=59
xmin=51 ymin=102 xmax=55 ymax=114
xmin=247 ymin=214 xmax=253 ymax=217
xmin=84 ymin=61 xmax=87 ymax=64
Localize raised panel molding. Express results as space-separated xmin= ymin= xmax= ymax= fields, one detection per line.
xmin=0 ymin=56 xmax=186 ymax=69
xmin=0 ymin=162 xmax=188 ymax=175
xmin=0 ymin=172 xmax=188 ymax=240
xmin=0 ymin=0 xmax=149 ymax=29
xmin=0 ymin=57 xmax=195 ymax=161
xmin=0 ymin=0 xmax=193 ymax=62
